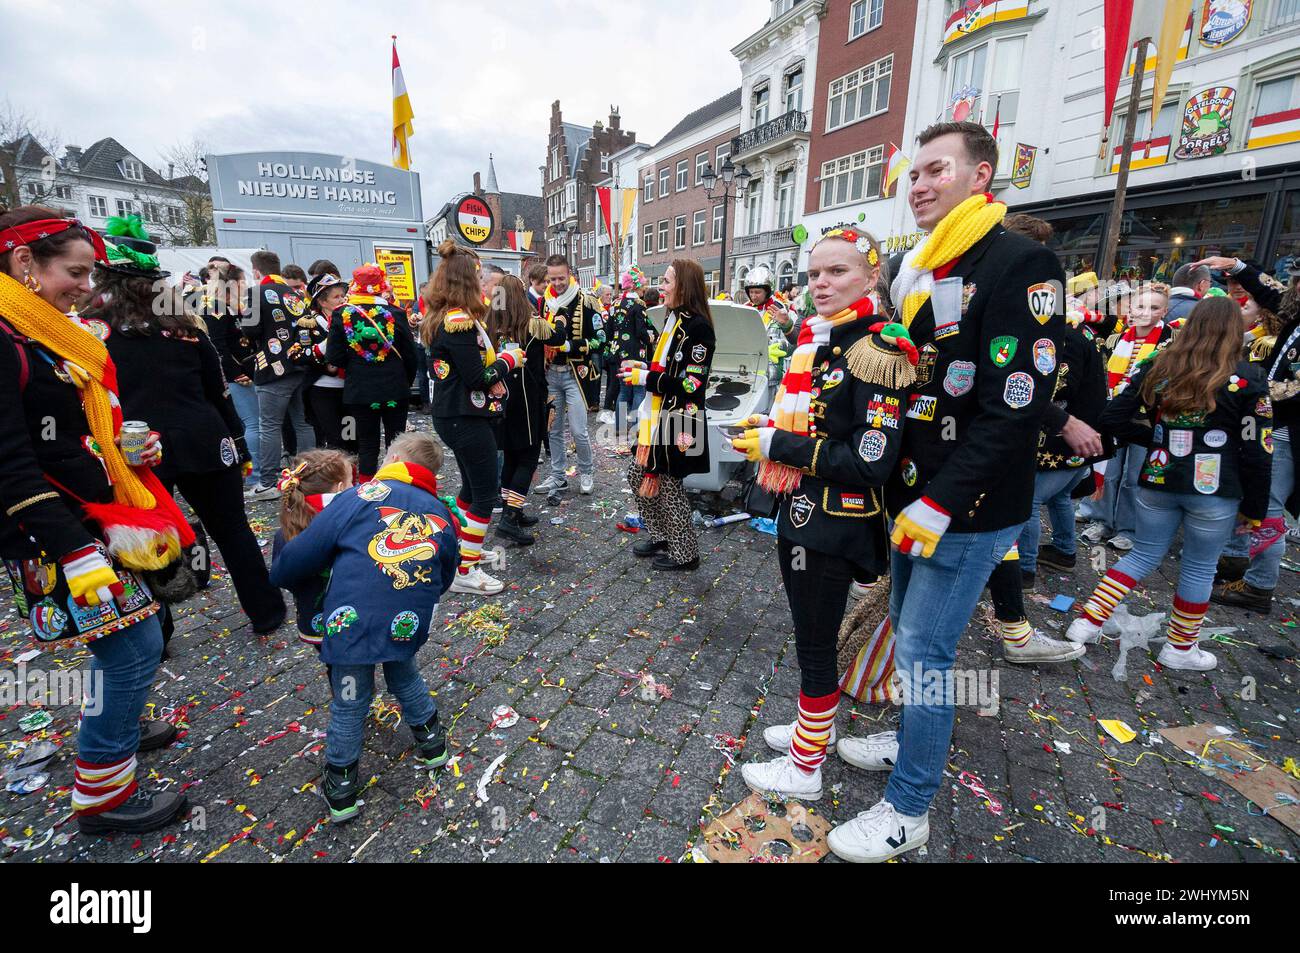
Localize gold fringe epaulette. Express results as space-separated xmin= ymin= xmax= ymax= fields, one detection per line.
xmin=444 ymin=313 xmax=474 ymax=332
xmin=844 ymin=333 xmax=917 ymax=390
xmin=528 ymin=317 xmax=554 ymax=340
xmin=1249 ymin=334 xmax=1277 ymax=363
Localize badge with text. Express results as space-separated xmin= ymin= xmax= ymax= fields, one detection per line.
xmin=1026 ymin=283 xmax=1057 ymax=324
xmin=944 ymin=360 xmax=976 ymax=397
xmin=990 ymin=335 xmax=1017 ymax=368
xmin=1032 ymin=338 xmax=1056 ymax=375
xmin=1003 ymin=371 xmax=1034 ymax=409
xmin=789 ymin=493 xmax=814 ymax=528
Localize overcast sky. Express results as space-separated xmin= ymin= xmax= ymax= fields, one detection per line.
xmin=1 ymin=0 xmax=771 ymax=215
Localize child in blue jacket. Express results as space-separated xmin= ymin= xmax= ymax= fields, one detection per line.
xmin=270 ymin=432 xmax=460 ymax=822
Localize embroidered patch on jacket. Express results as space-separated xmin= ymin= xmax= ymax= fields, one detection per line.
xmin=1193 ymin=453 xmax=1221 ymax=494
xmin=357 ymin=480 xmax=391 ymax=502
xmin=1003 ymin=371 xmax=1034 ymax=409
xmin=1026 ymin=283 xmax=1056 ymax=324
xmin=943 ymin=360 xmax=976 ymax=397
xmin=367 ymin=508 xmax=449 ymax=590
xmin=390 ymin=610 xmax=420 ymax=641
xmin=326 ymin=605 xmax=358 ymax=636
xmin=901 ymin=458 xmax=918 ymax=486
xmin=906 ymin=395 xmax=936 ymax=421
xmin=858 ymin=429 xmax=887 ymax=462
xmin=692 ymin=343 xmax=708 ymax=362
xmin=789 ymin=494 xmax=814 ymax=528
xmin=1032 ymin=338 xmax=1056 ymax=375
xmin=990 ymin=336 xmax=1017 ymax=368
xmin=433 ymin=359 xmax=450 ymax=380
xmin=840 ymin=493 xmax=865 ymax=511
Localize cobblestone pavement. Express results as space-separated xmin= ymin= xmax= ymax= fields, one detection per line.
xmin=2 ymin=411 xmax=1298 ymax=863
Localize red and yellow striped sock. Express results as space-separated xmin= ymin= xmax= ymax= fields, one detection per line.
xmin=1166 ymin=595 xmax=1208 ymax=650
xmin=456 ymin=500 xmax=490 ymax=574
xmin=789 ymin=690 xmax=838 ymax=774
xmin=72 ymin=754 xmax=137 ymax=816
xmin=1000 ymin=618 xmax=1032 ymax=649
xmin=1081 ymin=569 xmax=1136 ymax=625
xmin=502 ymin=489 xmax=526 ymax=510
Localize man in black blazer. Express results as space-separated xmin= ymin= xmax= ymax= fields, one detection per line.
xmin=828 ymin=121 xmax=1067 ymax=864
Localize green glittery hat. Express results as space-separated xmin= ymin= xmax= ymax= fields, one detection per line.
xmin=100 ymin=215 xmax=169 ymax=279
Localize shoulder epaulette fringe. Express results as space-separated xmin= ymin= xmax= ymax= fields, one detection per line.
xmin=528 ymin=317 xmax=554 ymax=340
xmin=1249 ymin=335 xmax=1277 ymax=363
xmin=444 ymin=313 xmax=474 ymax=332
xmin=844 ymin=334 xmax=916 ymax=390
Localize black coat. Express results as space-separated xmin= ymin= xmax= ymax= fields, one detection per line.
xmin=885 ymin=226 xmax=1067 ymax=531
xmin=606 ymin=296 xmax=653 ymax=363
xmin=1101 ymin=360 xmax=1273 ymax=520
xmin=106 ymin=324 xmax=248 ymax=484
xmin=203 ymin=302 xmax=256 ymax=383
xmin=1036 ymin=324 xmax=1112 ymax=471
xmin=246 ymin=279 xmax=310 ymax=384
xmin=324 ymin=302 xmax=417 ymax=407
xmin=427 ymin=311 xmax=514 ymax=419
xmin=501 ymin=317 xmax=567 ymax=451
xmin=545 ymin=291 xmax=602 ymax=397
xmin=642 ymin=310 xmax=715 ymax=479
xmin=770 ymin=324 xmax=906 ymax=574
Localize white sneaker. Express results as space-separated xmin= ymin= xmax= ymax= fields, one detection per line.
xmin=579 ymin=474 xmax=594 ymax=495
xmin=1080 ymin=521 xmax=1108 ymax=544
xmin=1157 ymin=642 xmax=1217 ymax=671
xmin=848 ymin=581 xmax=872 ymax=600
xmin=740 ymin=756 xmax=822 ymax=801
xmin=245 ymin=483 xmax=281 ymax=501
xmin=827 ymin=799 xmax=929 ymax=863
xmin=478 ymin=548 xmax=500 ymax=568
xmin=450 ymin=567 xmax=504 ymax=595
xmin=597 ymin=410 xmax=616 ymax=425
xmin=835 ymin=730 xmax=898 ymax=772
xmin=762 ymin=720 xmax=837 ymax=753
xmin=1064 ymin=616 xmax=1102 ymax=645
xmin=533 ymin=475 xmax=567 ymax=495
xmin=1109 ymin=534 xmax=1134 ymax=551
xmin=1004 ymin=630 xmax=1086 ymax=664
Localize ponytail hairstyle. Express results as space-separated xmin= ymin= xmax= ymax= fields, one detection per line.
xmin=421 ymin=239 xmax=487 ymax=347
xmin=1139 ymin=296 xmax=1242 ymax=417
xmin=487 ymin=275 xmax=533 ymax=347
xmin=278 ymin=449 xmax=354 ymax=541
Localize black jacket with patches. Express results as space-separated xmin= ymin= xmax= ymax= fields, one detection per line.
xmin=1036 ymin=324 xmax=1112 ymax=471
xmin=545 ymin=291 xmax=602 ymax=398
xmin=606 ymin=295 xmax=654 ymax=364
xmin=246 ymin=278 xmax=310 ymax=385
xmin=641 ymin=310 xmax=715 ymax=479
xmin=1101 ymin=360 xmax=1272 ymax=520
xmin=885 ymin=226 xmax=1067 ymax=532
xmin=427 ymin=311 xmax=514 ymax=420
xmin=770 ymin=324 xmax=907 ymax=575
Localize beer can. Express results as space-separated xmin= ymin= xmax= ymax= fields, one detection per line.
xmin=120 ymin=421 xmax=150 ymax=465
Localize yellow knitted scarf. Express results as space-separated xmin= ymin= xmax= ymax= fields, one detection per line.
xmin=891 ymin=193 xmax=1006 ymax=329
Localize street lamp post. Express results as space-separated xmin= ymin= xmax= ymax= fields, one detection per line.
xmin=701 ymin=156 xmax=751 ymax=297
xmin=551 ymin=220 xmax=577 ymax=265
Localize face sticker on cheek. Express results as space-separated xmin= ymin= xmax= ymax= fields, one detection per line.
xmin=936 ymin=155 xmax=958 ymax=187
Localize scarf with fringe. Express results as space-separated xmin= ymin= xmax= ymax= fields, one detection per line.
xmin=890 ymin=192 xmax=1006 ymax=329
xmin=0 ymin=273 xmax=193 ymax=568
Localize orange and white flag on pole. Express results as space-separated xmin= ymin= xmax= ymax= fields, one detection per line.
xmin=392 ymin=36 xmax=414 ymax=170
xmin=882 ymin=143 xmax=910 ymax=198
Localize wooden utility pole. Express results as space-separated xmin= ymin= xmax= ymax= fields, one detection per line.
xmin=1098 ymin=37 xmax=1149 ymax=282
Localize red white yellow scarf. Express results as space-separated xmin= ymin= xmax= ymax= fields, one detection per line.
xmin=633 ymin=311 xmax=681 ymax=498
xmin=372 ymin=461 xmax=439 ymax=496
xmin=1106 ymin=322 xmax=1164 ymax=395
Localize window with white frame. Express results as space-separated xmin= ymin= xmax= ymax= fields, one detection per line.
xmin=88 ymin=195 xmax=107 ymax=217
xmin=695 ymin=151 xmax=709 ymax=184
xmin=827 ymin=55 xmax=892 ymax=131
xmin=1108 ymin=97 xmax=1178 ymax=170
xmin=659 ymin=167 xmax=670 ymax=197
xmin=122 ymin=157 xmax=144 ymax=181
xmin=168 ymin=206 xmax=183 ymax=227
xmin=947 ymin=43 xmax=988 ymax=121
xmin=943 ymin=36 xmax=1025 ymax=175
xmin=51 ymin=185 xmax=73 ymax=201
xmin=753 ymin=84 xmax=770 ymax=126
xmin=692 ymin=209 xmax=707 ymax=245
xmin=115 ymin=198 xmax=135 ymax=217
xmin=565 ymin=181 xmax=577 ymax=217
xmin=776 ymin=169 xmax=794 ymax=229
xmin=716 ymin=142 xmax=731 ymax=170
xmin=600 ymin=153 xmax=608 ymax=172
xmin=745 ymin=180 xmax=763 ymax=234
xmin=712 ymin=203 xmax=726 ymax=242
xmin=658 ymin=219 xmax=669 ymax=252
xmin=849 ymin=0 xmax=884 ymax=39
xmin=784 ymin=65 xmax=804 ymax=114
xmin=676 ymin=159 xmax=688 ymax=191
xmin=820 ymin=146 xmax=885 ymax=209
xmin=644 ymin=222 xmax=655 ymax=255
xmin=674 ymin=215 xmax=687 ymax=249
xmin=1271 ymin=0 xmax=1300 ymax=28
xmin=1256 ymin=74 xmax=1300 ymax=117
xmin=644 ymin=174 xmax=654 ymax=202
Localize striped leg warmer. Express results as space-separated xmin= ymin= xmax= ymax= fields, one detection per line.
xmin=789 ymin=690 xmax=838 ymax=774
xmin=456 ymin=499 xmax=490 ymax=574
xmin=1166 ymin=595 xmax=1209 ymax=650
xmin=72 ymin=754 xmax=137 ymax=816
xmin=1000 ymin=618 xmax=1033 ymax=649
xmin=502 ymin=489 xmax=527 ymax=510
xmin=1081 ymin=569 xmax=1136 ymax=626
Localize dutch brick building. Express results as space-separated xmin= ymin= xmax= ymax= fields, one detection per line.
xmin=427 ymin=156 xmax=545 ymax=276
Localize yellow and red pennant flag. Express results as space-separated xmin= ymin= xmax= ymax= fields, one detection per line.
xmin=391 ymin=36 xmax=414 ymax=170
xmin=882 ymin=143 xmax=910 ymax=198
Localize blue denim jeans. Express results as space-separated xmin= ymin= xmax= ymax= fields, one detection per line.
xmin=1221 ymin=434 xmax=1292 ymax=590
xmin=885 ymin=523 xmax=1022 ymax=817
xmin=79 ymin=613 xmax=164 ymax=763
xmin=326 ymin=659 xmax=437 ymax=767
xmin=617 ymin=383 xmax=645 ymax=430
xmin=546 ymin=365 xmax=593 ymax=481
xmin=1078 ymin=443 xmax=1141 ymax=533
xmin=1018 ymin=468 xmax=1088 ymax=572
xmin=256 ymin=373 xmax=316 ymax=487
xmin=228 ymin=380 xmax=261 ymax=483
xmin=1112 ymin=488 xmax=1240 ymax=604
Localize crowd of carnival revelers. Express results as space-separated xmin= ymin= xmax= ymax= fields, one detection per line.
xmin=2 ymin=119 xmax=1295 ymax=861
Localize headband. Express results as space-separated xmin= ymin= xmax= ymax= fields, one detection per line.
xmin=815 ymin=227 xmax=880 ymax=267
xmin=0 ymin=218 xmax=108 ymax=264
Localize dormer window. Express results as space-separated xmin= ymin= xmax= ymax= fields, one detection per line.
xmin=122 ymin=158 xmax=144 ymax=182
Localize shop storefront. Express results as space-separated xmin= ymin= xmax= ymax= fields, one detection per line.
xmin=1016 ymin=162 xmax=1300 ymax=285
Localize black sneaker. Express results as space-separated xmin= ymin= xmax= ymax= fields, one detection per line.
xmin=1037 ymin=545 xmax=1077 ymax=572
xmin=324 ymin=761 xmax=362 ymax=822
xmin=633 ymin=539 xmax=669 ymax=558
xmin=1210 ymin=579 xmax=1273 ymax=615
xmin=77 ymin=788 xmax=188 ymax=836
xmin=1215 ymin=555 xmax=1249 ymax=585
xmin=410 ymin=718 xmax=450 ymax=768
xmin=652 ymin=553 xmax=699 ymax=572
xmin=137 ymin=720 xmax=178 ymax=753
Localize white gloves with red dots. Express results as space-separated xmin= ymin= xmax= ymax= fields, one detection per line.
xmin=60 ymin=545 xmax=124 ymax=608
xmin=890 ymin=497 xmax=951 ymax=559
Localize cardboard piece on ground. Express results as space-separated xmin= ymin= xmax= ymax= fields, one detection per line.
xmin=1159 ymin=723 xmax=1300 ymax=835
xmin=700 ymin=792 xmax=832 ymax=863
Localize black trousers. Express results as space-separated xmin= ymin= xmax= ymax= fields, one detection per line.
xmin=164 ymin=466 xmax=285 ymax=632
xmin=778 ymin=537 xmax=855 ymax=697
xmin=433 ymin=415 xmax=500 ymax=520
xmin=501 ymin=440 xmax=543 ymax=498
xmin=307 ymin=385 xmax=351 ymax=452
xmin=349 ymin=402 xmax=408 ymax=477
xmin=602 ymin=358 xmax=620 ymax=411
xmin=986 ymin=559 xmax=1025 ymax=623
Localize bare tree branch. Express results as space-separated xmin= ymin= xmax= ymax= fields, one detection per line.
xmin=0 ymin=98 xmax=65 ymax=213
